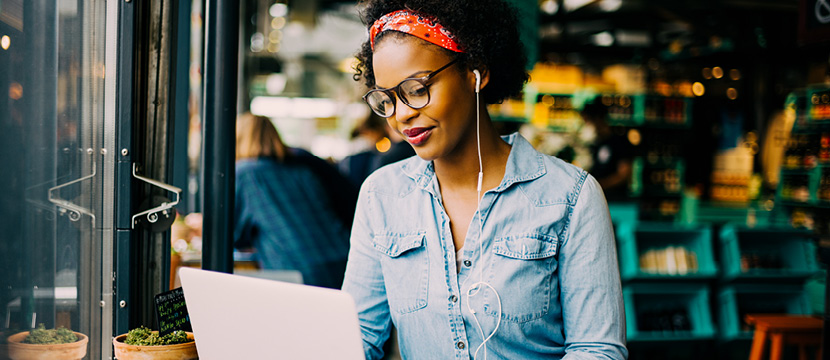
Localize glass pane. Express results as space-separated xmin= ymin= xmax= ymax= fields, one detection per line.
xmin=0 ymin=1 xmax=110 ymax=359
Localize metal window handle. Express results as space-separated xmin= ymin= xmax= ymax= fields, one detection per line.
xmin=131 ymin=163 xmax=182 ymax=229
xmin=48 ymin=165 xmax=97 ymax=224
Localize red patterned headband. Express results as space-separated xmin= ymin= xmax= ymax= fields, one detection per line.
xmin=369 ymin=10 xmax=464 ymax=53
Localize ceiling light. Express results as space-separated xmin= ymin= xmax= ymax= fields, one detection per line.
xmin=269 ymin=3 xmax=288 ymax=18
xmin=592 ymin=31 xmax=614 ymax=47
xmin=541 ymin=0 xmax=559 ymax=15
xmin=598 ymin=0 xmax=622 ymax=12
xmin=692 ymin=82 xmax=705 ymax=96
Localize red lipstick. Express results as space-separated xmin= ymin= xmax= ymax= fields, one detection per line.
xmin=402 ymin=127 xmax=433 ymax=145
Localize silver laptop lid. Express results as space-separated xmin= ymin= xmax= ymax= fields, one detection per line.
xmin=179 ymin=267 xmax=364 ymax=360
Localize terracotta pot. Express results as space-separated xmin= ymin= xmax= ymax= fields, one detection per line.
xmin=112 ymin=332 xmax=198 ymax=360
xmin=5 ymin=331 xmax=88 ymax=360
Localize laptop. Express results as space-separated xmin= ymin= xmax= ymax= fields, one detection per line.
xmin=179 ymin=267 xmax=364 ymax=360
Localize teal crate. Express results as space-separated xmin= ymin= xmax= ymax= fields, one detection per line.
xmin=719 ymin=224 xmax=820 ymax=282
xmin=694 ymin=201 xmax=773 ymax=227
xmin=717 ymin=284 xmax=811 ymax=341
xmin=608 ymin=201 xmax=638 ymax=227
xmin=617 ymin=222 xmax=718 ymax=281
xmin=623 ymin=283 xmax=716 ymax=341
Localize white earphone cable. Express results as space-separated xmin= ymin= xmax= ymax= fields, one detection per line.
xmin=464 ymin=70 xmax=501 ymax=360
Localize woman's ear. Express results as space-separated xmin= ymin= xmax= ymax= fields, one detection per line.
xmin=470 ymin=68 xmax=490 ymax=93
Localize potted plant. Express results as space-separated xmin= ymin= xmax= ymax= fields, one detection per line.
xmin=112 ymin=326 xmax=197 ymax=360
xmin=5 ymin=324 xmax=88 ymax=360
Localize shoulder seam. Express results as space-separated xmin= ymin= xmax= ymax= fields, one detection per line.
xmin=562 ymin=170 xmax=589 ymax=250
xmin=568 ymin=169 xmax=589 ymax=207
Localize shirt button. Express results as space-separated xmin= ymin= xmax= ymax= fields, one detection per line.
xmin=456 ymin=341 xmax=466 ymax=349
xmin=463 ymin=260 xmax=472 ymax=267
xmin=449 ymin=295 xmax=458 ymax=303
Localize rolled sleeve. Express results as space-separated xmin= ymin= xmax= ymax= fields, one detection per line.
xmin=559 ymin=174 xmax=628 ymax=360
xmin=341 ymin=186 xmax=393 ymax=360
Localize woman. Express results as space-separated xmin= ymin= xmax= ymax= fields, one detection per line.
xmin=341 ymin=1 xmax=628 ymax=359
xmin=234 ymin=113 xmax=351 ymax=289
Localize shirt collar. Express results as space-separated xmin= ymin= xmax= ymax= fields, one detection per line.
xmin=400 ymin=133 xmax=547 ymax=193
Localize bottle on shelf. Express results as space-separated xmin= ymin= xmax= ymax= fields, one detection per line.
xmin=820 ymin=168 xmax=830 ymax=202
xmin=811 ymin=91 xmax=830 ymax=121
xmin=784 ymin=139 xmax=800 ymax=169
xmin=739 ymin=251 xmax=783 ymax=272
xmin=803 ymin=134 xmax=817 ymax=169
xmin=639 ymin=245 xmax=698 ymax=275
xmin=638 ymin=307 xmax=692 ymax=333
xmin=819 ymin=133 xmax=830 ymax=163
xmin=645 ymin=97 xmax=659 ymax=122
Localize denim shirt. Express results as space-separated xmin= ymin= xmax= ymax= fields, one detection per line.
xmin=342 ymin=133 xmax=628 ymax=360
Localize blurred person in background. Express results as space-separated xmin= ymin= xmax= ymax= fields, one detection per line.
xmin=340 ymin=112 xmax=418 ymax=187
xmin=340 ymin=112 xmax=389 ymax=187
xmin=234 ymin=113 xmax=351 ymax=289
xmin=582 ymin=100 xmax=634 ymax=201
xmin=290 ymin=143 xmax=359 ymax=230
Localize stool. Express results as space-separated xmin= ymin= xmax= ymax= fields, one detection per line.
xmin=746 ymin=314 xmax=823 ymax=360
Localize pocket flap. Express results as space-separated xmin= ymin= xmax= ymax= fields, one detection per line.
xmin=373 ymin=233 xmax=426 ymax=257
xmin=494 ymin=233 xmax=558 ymax=260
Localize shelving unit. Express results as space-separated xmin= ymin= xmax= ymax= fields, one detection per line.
xmin=717 ymin=284 xmax=811 ymax=341
xmin=616 ymin=222 xmax=718 ymax=345
xmin=640 ymin=159 xmax=685 ymax=197
xmin=623 ymin=283 xmax=716 ymax=342
xmin=617 ymin=222 xmax=717 ymax=281
xmin=519 ymin=88 xmax=693 ymax=131
xmin=636 ymin=95 xmax=692 ymax=221
xmin=641 ymin=95 xmax=693 ymax=129
xmin=528 ymin=92 xmax=584 ymax=132
xmin=694 ymin=200 xmax=774 ymax=227
xmin=713 ymin=223 xmax=820 ymax=348
xmin=718 ymin=224 xmax=820 ymax=282
xmin=597 ymin=93 xmax=692 ymax=128
xmin=776 ymin=87 xmax=830 ymax=235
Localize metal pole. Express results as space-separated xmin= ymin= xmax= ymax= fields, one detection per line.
xmin=170 ymin=0 xmax=192 ymax=218
xmin=200 ymin=0 xmax=238 ymax=273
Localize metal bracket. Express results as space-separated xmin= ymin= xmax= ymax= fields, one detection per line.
xmin=48 ymin=166 xmax=97 ymax=224
xmin=131 ymin=163 xmax=182 ymax=229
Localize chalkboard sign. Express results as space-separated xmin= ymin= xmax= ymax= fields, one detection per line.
xmin=154 ymin=287 xmax=192 ymax=337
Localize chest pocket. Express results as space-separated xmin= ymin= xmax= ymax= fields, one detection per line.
xmin=485 ymin=233 xmax=559 ymax=323
xmin=373 ymin=233 xmax=429 ymax=314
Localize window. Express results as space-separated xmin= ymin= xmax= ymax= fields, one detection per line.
xmin=1 ymin=1 xmax=114 ymax=359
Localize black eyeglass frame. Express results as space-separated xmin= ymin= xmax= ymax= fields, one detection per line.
xmin=363 ymin=57 xmax=460 ymax=118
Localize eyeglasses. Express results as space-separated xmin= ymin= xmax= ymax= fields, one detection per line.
xmin=363 ymin=58 xmax=459 ymax=118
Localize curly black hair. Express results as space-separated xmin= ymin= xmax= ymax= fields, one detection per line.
xmin=353 ymin=0 xmax=529 ymax=105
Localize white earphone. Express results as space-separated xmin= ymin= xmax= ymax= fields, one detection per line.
xmin=464 ymin=66 xmax=501 ymax=360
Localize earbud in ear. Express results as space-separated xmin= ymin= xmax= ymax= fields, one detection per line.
xmin=473 ymin=69 xmax=481 ymax=93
